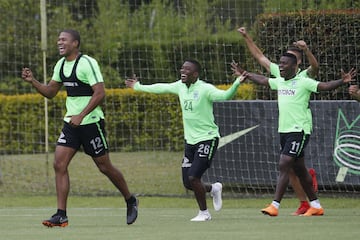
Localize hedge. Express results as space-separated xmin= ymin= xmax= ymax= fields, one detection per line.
xmin=253 ymin=10 xmax=360 ymax=100
xmin=0 ymin=83 xmax=254 ymax=154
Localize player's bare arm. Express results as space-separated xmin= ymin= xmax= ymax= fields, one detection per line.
xmin=231 ymin=61 xmax=268 ymax=86
xmin=237 ymin=27 xmax=271 ymax=72
xmin=293 ymin=40 xmax=319 ymax=78
xmin=22 ymin=67 xmax=62 ymax=99
xmin=317 ymin=68 xmax=357 ymax=91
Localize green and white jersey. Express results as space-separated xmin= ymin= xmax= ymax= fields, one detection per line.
xmin=134 ymin=78 xmax=241 ymax=144
xmin=52 ymin=54 xmax=105 ymax=125
xmin=268 ymin=75 xmax=319 ymax=134
xmin=269 ymin=62 xmax=314 ymax=133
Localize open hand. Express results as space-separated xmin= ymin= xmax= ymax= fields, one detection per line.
xmin=341 ymin=68 xmax=357 ymax=84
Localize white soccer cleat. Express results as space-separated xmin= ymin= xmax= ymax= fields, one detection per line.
xmin=211 ymin=182 xmax=223 ymax=211
xmin=190 ymin=210 xmax=212 ymax=222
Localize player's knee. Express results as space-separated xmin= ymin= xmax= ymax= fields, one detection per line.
xmin=182 ymin=178 xmax=192 ymax=190
xmin=53 ymin=159 xmax=67 ymax=173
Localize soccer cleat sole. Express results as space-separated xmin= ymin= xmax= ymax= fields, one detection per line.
xmin=42 ymin=221 xmax=69 ymax=228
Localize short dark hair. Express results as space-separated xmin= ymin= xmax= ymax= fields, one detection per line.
xmin=282 ymin=52 xmax=298 ymax=65
xmin=184 ymin=59 xmax=202 ymax=74
xmin=61 ymin=29 xmax=81 ymax=48
xmin=287 ymin=45 xmax=303 ymax=55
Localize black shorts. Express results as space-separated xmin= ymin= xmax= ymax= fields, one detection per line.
xmin=279 ymin=132 xmax=310 ymax=158
xmin=57 ymin=119 xmax=108 ymax=157
xmin=182 ymin=138 xmax=219 ymax=178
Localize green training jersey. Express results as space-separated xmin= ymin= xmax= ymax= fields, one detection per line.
xmin=268 ymin=75 xmax=319 ymax=134
xmin=52 ymin=54 xmax=105 ymax=125
xmin=134 ymin=78 xmax=241 ymax=144
xmin=270 ymin=62 xmax=314 ymax=132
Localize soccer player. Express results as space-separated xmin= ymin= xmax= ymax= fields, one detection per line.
xmin=349 ymin=84 xmax=360 ymax=101
xmin=21 ymin=29 xmax=138 ymax=227
xmin=125 ymin=59 xmax=246 ymax=221
xmin=238 ymin=27 xmax=319 ymax=215
xmin=231 ymin=53 xmax=356 ymax=216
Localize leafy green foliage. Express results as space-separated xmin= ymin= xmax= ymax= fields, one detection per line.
xmin=254 ymin=10 xmax=360 ymax=100
xmin=0 ymin=84 xmax=252 ymax=153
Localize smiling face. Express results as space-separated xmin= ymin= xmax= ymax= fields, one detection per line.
xmin=180 ymin=61 xmax=199 ymax=85
xmin=57 ymin=31 xmax=79 ymax=60
xmin=279 ymin=55 xmax=297 ymax=80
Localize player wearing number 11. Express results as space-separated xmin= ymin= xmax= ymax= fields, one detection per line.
xmin=21 ymin=29 xmax=138 ymax=227
xmin=232 ymin=53 xmax=356 ymax=217
xmin=126 ymin=59 xmax=246 ymax=221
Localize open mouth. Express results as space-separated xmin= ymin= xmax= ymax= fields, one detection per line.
xmin=181 ymin=74 xmax=187 ymax=80
xmin=58 ymin=46 xmax=65 ymax=54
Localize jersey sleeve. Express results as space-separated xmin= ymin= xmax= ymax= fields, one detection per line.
xmin=303 ymin=77 xmax=320 ymax=93
xmin=51 ymin=58 xmax=64 ymax=83
xmin=208 ymin=77 xmax=241 ymax=101
xmin=79 ymin=56 xmax=104 ymax=86
xmin=268 ymin=77 xmax=279 ymax=90
xmin=270 ymin=62 xmax=280 ymax=78
xmin=134 ymin=81 xmax=179 ymax=94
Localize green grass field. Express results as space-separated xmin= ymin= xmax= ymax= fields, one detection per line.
xmin=1 ymin=152 xmax=360 ymax=239
xmin=1 ymin=196 xmax=360 ymax=240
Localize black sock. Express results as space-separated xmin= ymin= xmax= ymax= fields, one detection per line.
xmin=126 ymin=195 xmax=136 ymax=205
xmin=57 ymin=209 xmax=67 ymax=217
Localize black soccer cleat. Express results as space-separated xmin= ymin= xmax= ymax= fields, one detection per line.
xmin=42 ymin=214 xmax=69 ymax=227
xmin=126 ymin=196 xmax=139 ymax=225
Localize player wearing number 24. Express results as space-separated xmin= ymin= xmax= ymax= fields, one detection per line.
xmin=126 ymin=59 xmax=246 ymax=221
xmin=231 ymin=54 xmax=356 ymax=216
xmin=21 ymin=29 xmax=138 ymax=227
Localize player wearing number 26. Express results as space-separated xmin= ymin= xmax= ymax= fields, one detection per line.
xmin=21 ymin=29 xmax=138 ymax=227
xmin=126 ymin=59 xmax=246 ymax=221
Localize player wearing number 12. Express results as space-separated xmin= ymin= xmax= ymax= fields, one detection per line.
xmin=126 ymin=59 xmax=246 ymax=221
xmin=21 ymin=29 xmax=138 ymax=227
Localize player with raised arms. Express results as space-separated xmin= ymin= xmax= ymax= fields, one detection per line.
xmin=231 ymin=53 xmax=356 ymax=216
xmin=238 ymin=26 xmax=320 ymax=215
xmin=125 ymin=59 xmax=246 ymax=221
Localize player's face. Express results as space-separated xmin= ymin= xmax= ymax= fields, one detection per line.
xmin=57 ymin=32 xmax=78 ymax=57
xmin=279 ymin=56 xmax=297 ymax=80
xmin=180 ymin=62 xmax=198 ymax=84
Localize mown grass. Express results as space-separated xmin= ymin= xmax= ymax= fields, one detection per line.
xmin=1 ymin=151 xmax=360 ymax=240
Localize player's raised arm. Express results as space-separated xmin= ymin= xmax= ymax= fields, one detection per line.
xmin=293 ymin=40 xmax=319 ymax=78
xmin=317 ymin=68 xmax=357 ymax=91
xmin=237 ymin=27 xmax=271 ymax=73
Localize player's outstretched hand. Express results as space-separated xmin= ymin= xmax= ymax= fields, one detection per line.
xmin=125 ymin=74 xmax=138 ymax=88
xmin=231 ymin=60 xmax=245 ymax=76
xmin=231 ymin=61 xmax=248 ymax=82
xmin=341 ymin=68 xmax=357 ymax=84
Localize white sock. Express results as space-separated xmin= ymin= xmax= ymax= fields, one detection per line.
xmin=272 ymin=201 xmax=280 ymax=209
xmin=310 ymin=199 xmax=321 ymax=209
xmin=200 ymin=209 xmax=210 ymax=215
